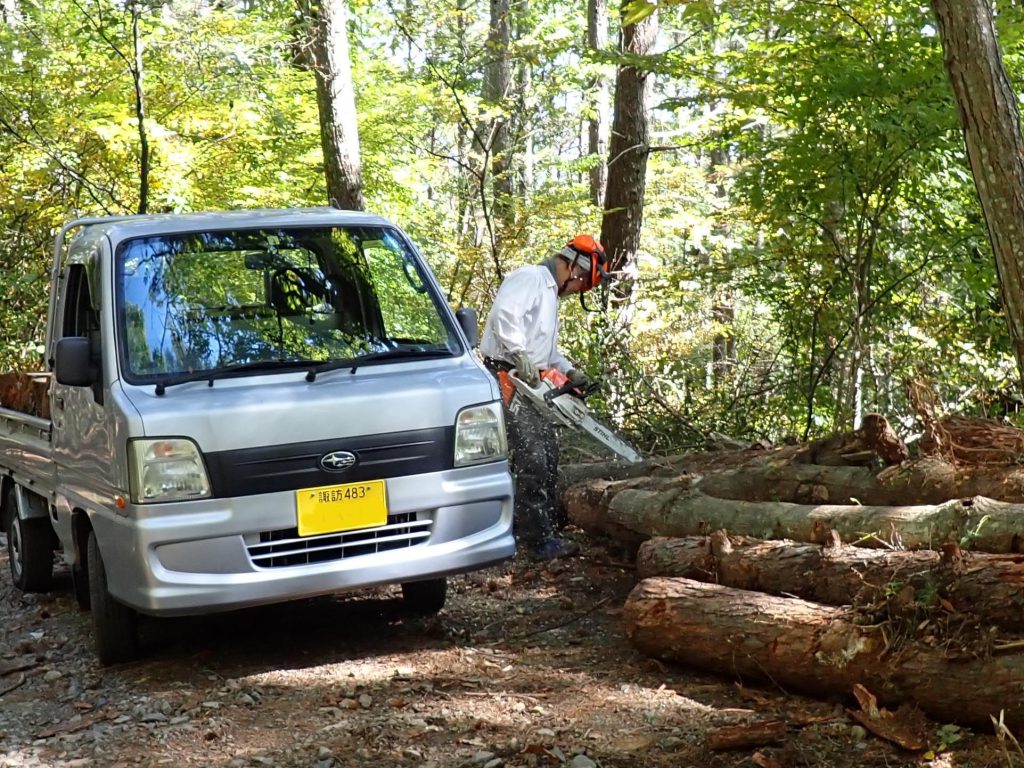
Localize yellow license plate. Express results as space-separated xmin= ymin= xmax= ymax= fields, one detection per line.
xmin=295 ymin=480 xmax=388 ymax=537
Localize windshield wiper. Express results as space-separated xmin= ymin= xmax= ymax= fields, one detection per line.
xmin=305 ymin=348 xmax=454 ymax=381
xmin=153 ymin=359 xmax=320 ymax=395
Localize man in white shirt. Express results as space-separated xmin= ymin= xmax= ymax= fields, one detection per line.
xmin=480 ymin=235 xmax=609 ymax=560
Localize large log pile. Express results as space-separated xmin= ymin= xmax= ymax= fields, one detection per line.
xmin=562 ymin=413 xmax=1024 ymax=738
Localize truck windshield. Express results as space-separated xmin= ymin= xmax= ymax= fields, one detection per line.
xmin=116 ymin=226 xmax=459 ymax=381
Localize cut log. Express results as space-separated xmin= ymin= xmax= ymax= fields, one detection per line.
xmin=695 ymin=458 xmax=1024 ymax=506
xmin=563 ymin=477 xmax=675 ymax=549
xmin=568 ymin=481 xmax=1024 ymax=552
xmin=565 ymin=454 xmax=1024 ymax=507
xmin=624 ymin=577 xmax=1024 ymax=732
xmin=0 ymin=372 xmax=50 ymax=420
xmin=637 ymin=534 xmax=1024 ymax=632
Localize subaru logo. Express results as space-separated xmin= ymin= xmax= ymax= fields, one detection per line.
xmin=320 ymin=451 xmax=357 ymax=472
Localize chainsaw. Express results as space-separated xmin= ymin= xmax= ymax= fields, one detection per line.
xmin=499 ymin=368 xmax=643 ymax=463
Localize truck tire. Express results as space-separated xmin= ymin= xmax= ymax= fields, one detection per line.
xmin=72 ymin=562 xmax=91 ymax=610
xmin=87 ymin=531 xmax=139 ymax=665
xmin=401 ymin=577 xmax=447 ymax=616
xmin=5 ymin=490 xmax=53 ymax=593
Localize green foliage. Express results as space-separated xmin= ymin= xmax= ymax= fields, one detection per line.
xmin=1 ymin=0 xmax=1023 ymax=456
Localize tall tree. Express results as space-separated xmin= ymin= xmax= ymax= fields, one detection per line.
xmin=128 ymin=0 xmax=149 ymax=214
xmin=600 ymin=1 xmax=656 ymax=276
xmin=484 ymin=0 xmax=513 ymax=231
xmin=587 ymin=0 xmax=609 ymax=207
xmin=931 ymin=0 xmax=1024 ymax=389
xmin=299 ymin=0 xmax=365 ymax=210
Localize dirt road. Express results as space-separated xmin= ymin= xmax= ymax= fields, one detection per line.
xmin=0 ymin=537 xmax=1011 ymax=767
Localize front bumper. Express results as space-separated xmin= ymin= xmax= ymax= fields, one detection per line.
xmin=92 ymin=462 xmax=514 ymax=616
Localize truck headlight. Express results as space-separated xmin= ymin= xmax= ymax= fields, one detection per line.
xmin=128 ymin=438 xmax=211 ymax=503
xmin=454 ymin=402 xmax=507 ymax=466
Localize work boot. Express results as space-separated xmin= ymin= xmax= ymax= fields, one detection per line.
xmin=530 ymin=537 xmax=580 ymax=561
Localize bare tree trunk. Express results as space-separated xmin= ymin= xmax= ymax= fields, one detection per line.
xmin=301 ymin=0 xmax=364 ymax=211
xmin=624 ymin=578 xmax=1024 ymax=732
xmin=931 ymin=0 xmax=1024 ymax=388
xmin=129 ymin=1 xmax=149 ymax=214
xmin=587 ymin=0 xmax=608 ymax=207
xmin=484 ymin=0 xmax=512 ymax=224
xmin=599 ymin=2 xmax=656 ymax=276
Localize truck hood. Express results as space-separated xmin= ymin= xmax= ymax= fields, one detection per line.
xmin=118 ymin=357 xmax=500 ymax=453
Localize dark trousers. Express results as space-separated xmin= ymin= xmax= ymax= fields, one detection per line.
xmin=504 ymin=394 xmax=560 ymax=547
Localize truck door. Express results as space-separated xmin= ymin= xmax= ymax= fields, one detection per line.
xmin=51 ymin=261 xmax=118 ymax=504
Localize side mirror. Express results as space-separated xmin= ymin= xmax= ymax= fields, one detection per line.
xmin=455 ymin=308 xmax=478 ymax=347
xmin=55 ymin=337 xmax=96 ymax=387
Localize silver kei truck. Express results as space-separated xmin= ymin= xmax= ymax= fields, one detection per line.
xmin=0 ymin=208 xmax=515 ymax=664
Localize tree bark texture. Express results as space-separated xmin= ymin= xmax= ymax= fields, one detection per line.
xmin=0 ymin=372 xmax=50 ymax=419
xmin=637 ymin=534 xmax=1024 ymax=633
xmin=304 ymin=0 xmax=364 ymax=211
xmin=562 ymin=453 xmax=1024 ymax=506
xmin=931 ymin=0 xmax=1024 ymax=386
xmin=484 ymin=0 xmax=512 ymax=217
xmin=624 ymin=578 xmax=1024 ymax=731
xmin=600 ymin=1 xmax=656 ymax=275
xmin=694 ymin=458 xmax=1024 ymax=506
xmin=129 ymin=2 xmax=149 ymax=214
xmin=587 ymin=0 xmax=609 ymax=207
xmin=706 ymin=719 xmax=786 ymax=751
xmin=567 ymin=479 xmax=1024 ymax=552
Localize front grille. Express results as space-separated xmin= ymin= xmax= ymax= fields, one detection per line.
xmin=246 ymin=513 xmax=432 ymax=569
xmin=204 ymin=427 xmax=454 ymax=498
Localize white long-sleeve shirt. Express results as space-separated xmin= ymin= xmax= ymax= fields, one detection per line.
xmin=480 ymin=264 xmax=571 ymax=373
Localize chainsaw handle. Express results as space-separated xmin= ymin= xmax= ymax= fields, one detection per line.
xmin=543 ymin=380 xmax=578 ymax=403
xmin=543 ymin=379 xmax=601 ymax=403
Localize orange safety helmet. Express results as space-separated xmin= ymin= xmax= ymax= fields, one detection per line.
xmin=556 ymin=234 xmax=609 ymax=291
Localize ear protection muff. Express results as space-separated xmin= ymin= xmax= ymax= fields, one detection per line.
xmin=558 ymin=235 xmax=609 ymax=292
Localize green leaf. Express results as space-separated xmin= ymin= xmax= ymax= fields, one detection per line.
xmin=621 ymin=0 xmax=656 ymax=26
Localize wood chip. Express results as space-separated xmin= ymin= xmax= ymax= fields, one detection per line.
xmin=707 ymin=719 xmax=787 ymax=751
xmin=847 ymin=684 xmax=929 ymax=752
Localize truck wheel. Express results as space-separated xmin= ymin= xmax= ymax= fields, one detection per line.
xmin=71 ymin=562 xmax=91 ymax=610
xmin=5 ymin=491 xmax=54 ymax=593
xmin=87 ymin=531 xmax=139 ymax=665
xmin=401 ymin=577 xmax=447 ymax=616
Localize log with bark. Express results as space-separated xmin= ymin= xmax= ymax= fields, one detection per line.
xmin=636 ymin=533 xmax=1024 ymax=633
xmin=560 ymin=412 xmax=1024 ymax=507
xmin=694 ymin=457 xmax=1024 ymax=506
xmin=0 ymin=372 xmax=51 ymax=420
xmin=567 ymin=479 xmax=1024 ymax=553
xmin=563 ymin=455 xmax=1024 ymax=507
xmin=624 ymin=577 xmax=1024 ymax=732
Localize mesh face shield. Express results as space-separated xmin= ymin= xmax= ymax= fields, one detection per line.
xmin=557 ymin=234 xmax=608 ymax=291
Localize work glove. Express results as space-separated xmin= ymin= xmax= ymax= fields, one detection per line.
xmin=511 ymin=350 xmax=539 ymax=386
xmin=567 ymin=368 xmax=590 ymax=390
